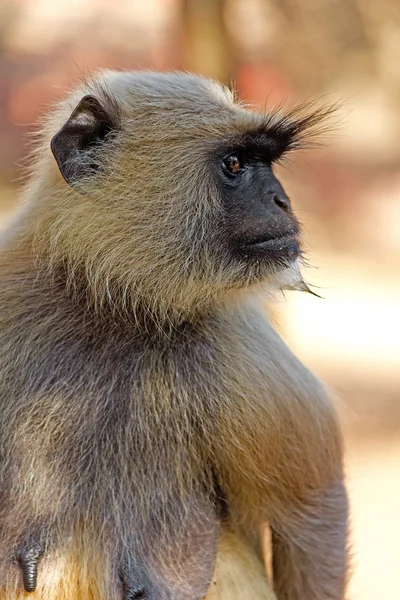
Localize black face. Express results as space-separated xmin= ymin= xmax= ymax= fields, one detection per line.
xmin=216 ymin=140 xmax=301 ymax=271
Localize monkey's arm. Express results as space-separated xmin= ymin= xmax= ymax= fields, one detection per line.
xmin=212 ymin=310 xmax=349 ymax=600
xmin=266 ymin=359 xmax=349 ymax=600
xmin=270 ymin=480 xmax=348 ymax=600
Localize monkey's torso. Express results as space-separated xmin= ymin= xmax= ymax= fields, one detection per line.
xmin=0 ymin=254 xmax=340 ymax=600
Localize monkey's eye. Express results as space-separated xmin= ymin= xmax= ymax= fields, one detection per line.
xmin=222 ymin=154 xmax=244 ymax=176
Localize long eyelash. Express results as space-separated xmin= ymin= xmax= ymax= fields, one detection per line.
xmin=222 ymin=101 xmax=341 ymax=165
xmin=262 ymin=100 xmax=341 ymax=154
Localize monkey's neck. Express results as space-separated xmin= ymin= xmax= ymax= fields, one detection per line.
xmin=1 ymin=242 xmax=218 ymax=339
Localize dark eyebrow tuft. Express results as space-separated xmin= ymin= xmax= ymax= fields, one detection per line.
xmin=229 ymin=101 xmax=339 ymax=162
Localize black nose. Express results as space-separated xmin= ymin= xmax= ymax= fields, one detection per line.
xmin=272 ymin=192 xmax=291 ymax=212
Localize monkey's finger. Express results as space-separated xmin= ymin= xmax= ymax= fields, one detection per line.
xmin=17 ymin=542 xmax=43 ymax=592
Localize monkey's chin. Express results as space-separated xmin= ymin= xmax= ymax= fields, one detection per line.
xmin=241 ymin=235 xmax=302 ymax=283
xmin=267 ymin=257 xmax=304 ymax=289
xmin=248 ymin=255 xmax=307 ymax=295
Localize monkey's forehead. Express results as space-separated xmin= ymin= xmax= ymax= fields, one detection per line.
xmin=53 ymin=69 xmax=265 ymax=138
xmin=93 ymin=70 xmax=237 ymax=112
xmin=48 ymin=69 xmax=323 ymax=151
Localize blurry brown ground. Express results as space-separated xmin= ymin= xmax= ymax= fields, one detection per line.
xmin=0 ymin=1 xmax=399 ymax=598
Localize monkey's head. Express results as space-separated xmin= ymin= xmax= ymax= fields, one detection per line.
xmin=32 ymin=71 xmax=329 ymax=322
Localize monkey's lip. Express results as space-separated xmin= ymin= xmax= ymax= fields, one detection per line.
xmin=246 ymin=234 xmax=301 ymax=259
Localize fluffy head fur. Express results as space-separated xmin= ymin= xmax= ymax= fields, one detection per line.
xmin=13 ymin=70 xmax=331 ymax=327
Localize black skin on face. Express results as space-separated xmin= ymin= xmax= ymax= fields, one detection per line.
xmin=215 ymin=136 xmax=301 ymax=266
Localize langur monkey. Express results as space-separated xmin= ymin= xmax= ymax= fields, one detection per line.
xmin=0 ymin=71 xmax=348 ymax=600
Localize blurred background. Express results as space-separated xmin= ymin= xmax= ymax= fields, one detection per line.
xmin=0 ymin=0 xmax=399 ymax=597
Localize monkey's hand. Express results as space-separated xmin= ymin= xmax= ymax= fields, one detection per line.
xmin=16 ymin=539 xmax=45 ymax=593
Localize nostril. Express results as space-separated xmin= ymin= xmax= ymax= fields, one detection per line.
xmin=272 ymin=193 xmax=290 ymax=212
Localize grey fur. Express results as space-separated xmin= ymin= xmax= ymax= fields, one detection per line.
xmin=0 ymin=70 xmax=348 ymax=600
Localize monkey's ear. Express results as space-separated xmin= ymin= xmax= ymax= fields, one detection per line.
xmin=50 ymin=95 xmax=118 ymax=187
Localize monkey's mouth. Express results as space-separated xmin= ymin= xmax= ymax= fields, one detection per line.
xmin=245 ymin=234 xmax=301 ymax=262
